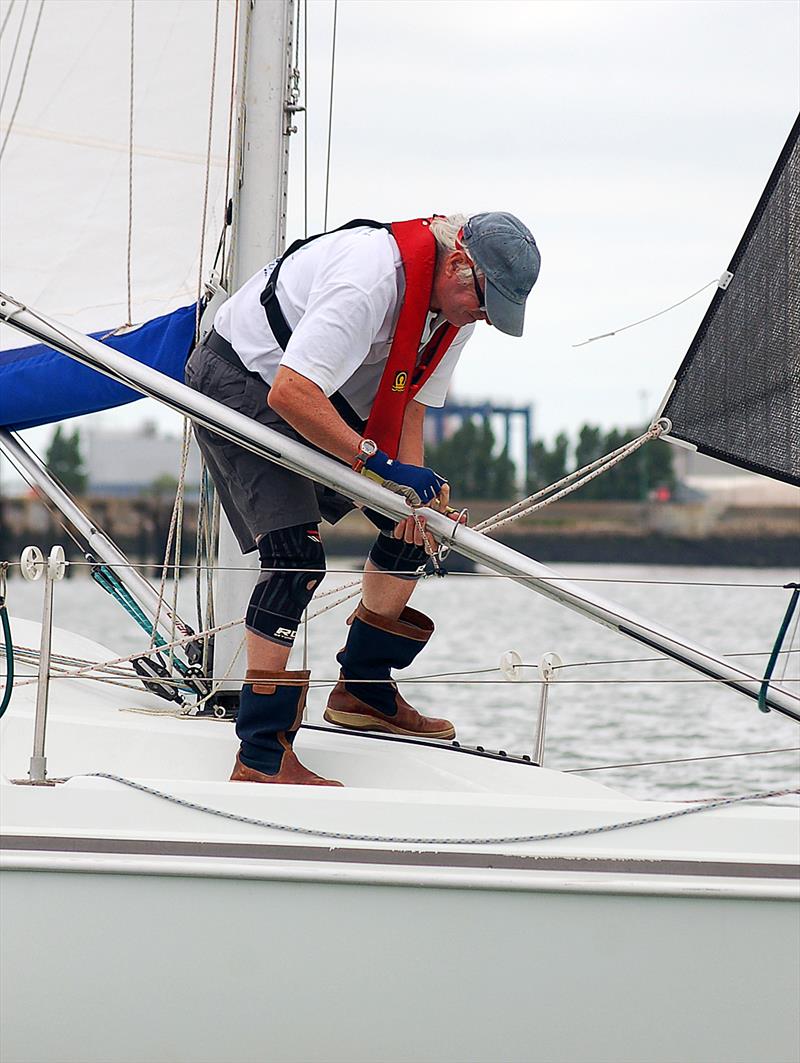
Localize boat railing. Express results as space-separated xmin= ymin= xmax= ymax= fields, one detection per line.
xmin=2 ymin=544 xmax=799 ymax=786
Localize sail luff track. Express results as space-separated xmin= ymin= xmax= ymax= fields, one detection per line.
xmin=1 ymin=293 xmax=798 ymax=722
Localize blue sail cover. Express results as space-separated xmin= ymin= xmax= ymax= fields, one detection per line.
xmin=0 ymin=303 xmax=197 ymax=430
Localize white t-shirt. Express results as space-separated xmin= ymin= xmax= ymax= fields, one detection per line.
xmin=213 ymin=225 xmax=474 ymax=419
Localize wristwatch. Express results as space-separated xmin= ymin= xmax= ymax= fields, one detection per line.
xmin=352 ymin=438 xmax=378 ymax=472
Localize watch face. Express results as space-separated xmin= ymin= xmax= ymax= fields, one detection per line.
xmin=360 ymin=439 xmax=378 ymax=458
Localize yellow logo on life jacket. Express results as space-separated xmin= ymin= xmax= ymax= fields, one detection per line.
xmin=392 ymin=371 xmax=408 ymax=393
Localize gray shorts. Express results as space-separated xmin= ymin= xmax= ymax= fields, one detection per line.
xmin=185 ymin=339 xmax=369 ymax=553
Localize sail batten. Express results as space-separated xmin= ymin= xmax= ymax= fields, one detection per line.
xmin=660 ymin=115 xmax=800 ymax=487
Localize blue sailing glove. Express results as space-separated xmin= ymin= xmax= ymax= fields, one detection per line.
xmin=361 ymin=448 xmax=447 ymax=507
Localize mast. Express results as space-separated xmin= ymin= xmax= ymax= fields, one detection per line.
xmin=1 ymin=295 xmax=797 ymax=724
xmin=213 ymin=0 xmax=296 ymax=693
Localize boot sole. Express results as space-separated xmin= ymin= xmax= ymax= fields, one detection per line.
xmin=323 ymin=707 xmax=455 ymax=741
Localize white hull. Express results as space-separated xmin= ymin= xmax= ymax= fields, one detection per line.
xmin=2 ymin=620 xmax=798 ymax=1062
xmin=3 ymin=856 xmax=797 ymax=1063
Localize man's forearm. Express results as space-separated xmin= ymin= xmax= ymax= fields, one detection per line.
xmin=397 ymin=400 xmax=426 ymax=465
xmin=268 ymin=366 xmax=362 ymax=463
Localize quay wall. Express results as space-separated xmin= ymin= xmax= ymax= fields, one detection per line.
xmin=1 ymin=496 xmax=797 ymax=569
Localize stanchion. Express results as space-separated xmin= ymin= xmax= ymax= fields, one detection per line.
xmin=20 ymin=545 xmax=66 ymax=783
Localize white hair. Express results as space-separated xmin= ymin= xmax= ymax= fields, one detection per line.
xmin=429 ymin=213 xmax=477 ymax=284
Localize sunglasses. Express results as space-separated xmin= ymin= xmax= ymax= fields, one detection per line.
xmin=470 ymin=266 xmax=486 ymax=312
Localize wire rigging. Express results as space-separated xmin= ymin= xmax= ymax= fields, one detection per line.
xmin=323 ymin=0 xmax=337 ymax=229
xmin=217 ymin=0 xmax=239 ymax=289
xmin=195 ymin=0 xmax=221 ymax=341
xmin=572 ymin=277 xmax=720 ymax=348
xmin=0 ymin=0 xmax=29 ymax=113
xmin=0 ymin=0 xmax=44 ymax=163
xmin=0 ymin=0 xmax=18 ymax=40
xmin=303 ymin=0 xmax=308 ymax=237
xmin=124 ymin=0 xmax=135 ymax=326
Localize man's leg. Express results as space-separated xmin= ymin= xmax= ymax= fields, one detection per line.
xmin=324 ymin=529 xmax=455 ymax=739
xmin=361 ymin=559 xmax=418 ymax=618
xmin=232 ymin=523 xmax=342 ymax=785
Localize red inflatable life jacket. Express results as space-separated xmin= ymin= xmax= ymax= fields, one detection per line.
xmin=260 ymin=216 xmax=461 ymax=459
xmin=363 ymin=218 xmax=461 ymax=457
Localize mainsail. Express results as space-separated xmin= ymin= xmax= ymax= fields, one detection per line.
xmin=660 ymin=115 xmax=799 ymax=486
xmin=0 ymin=303 xmax=196 ymax=430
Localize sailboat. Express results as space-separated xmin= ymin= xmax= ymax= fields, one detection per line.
xmin=1 ymin=3 xmax=798 ymax=1062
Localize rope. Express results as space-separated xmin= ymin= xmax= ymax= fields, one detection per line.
xmin=166 ymin=419 xmax=193 ymax=669
xmin=11 ymin=616 xmax=245 ymax=688
xmin=323 ymin=0 xmax=337 ymax=228
xmin=86 ymin=775 xmax=800 ymax=846
xmin=0 ymin=598 xmax=13 ymax=718
xmin=759 ymin=584 xmax=800 ymax=713
xmin=195 ymin=0 xmax=221 ymax=342
xmin=124 ymin=0 xmax=135 ymax=326
xmin=778 ymin=596 xmax=800 ymax=684
xmin=572 ymin=278 xmax=719 ymax=348
xmin=189 ymin=633 xmax=246 ymax=715
xmin=476 ymin=421 xmax=667 ymax=534
xmin=225 ymin=0 xmax=252 ymax=277
xmin=149 ymin=426 xmax=193 ymax=658
xmin=89 ymin=564 xmax=190 ymax=678
xmin=0 ymin=0 xmax=44 ymax=162
xmin=218 ymin=0 xmax=238 ymax=288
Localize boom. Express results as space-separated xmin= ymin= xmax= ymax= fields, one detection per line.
xmin=1 ymin=292 xmax=798 ymax=722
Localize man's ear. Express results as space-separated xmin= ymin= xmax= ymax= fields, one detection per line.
xmin=445 ymin=250 xmax=469 ymax=276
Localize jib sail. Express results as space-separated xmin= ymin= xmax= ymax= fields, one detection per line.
xmin=659 ymin=115 xmax=799 ymax=487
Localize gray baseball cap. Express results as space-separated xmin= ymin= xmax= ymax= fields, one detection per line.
xmin=462 ymin=212 xmax=540 ymax=337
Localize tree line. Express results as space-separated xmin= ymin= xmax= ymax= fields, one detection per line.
xmin=426 ymin=419 xmax=674 ymax=501
xmin=44 ymin=418 xmax=674 ymax=503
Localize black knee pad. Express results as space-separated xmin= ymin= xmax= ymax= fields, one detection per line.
xmin=368 ymin=532 xmax=427 ymax=581
xmin=246 ymin=524 xmax=326 ymax=645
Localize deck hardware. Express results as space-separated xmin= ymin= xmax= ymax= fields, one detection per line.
xmin=499 ymin=649 xmax=523 ymax=681
xmin=20 ymin=545 xmax=66 ymax=783
xmin=533 ymin=652 xmax=562 ymax=767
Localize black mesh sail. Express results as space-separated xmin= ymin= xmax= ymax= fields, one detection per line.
xmin=661 ymin=115 xmax=799 ymax=486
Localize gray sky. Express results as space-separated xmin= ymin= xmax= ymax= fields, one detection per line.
xmin=1 ymin=0 xmax=798 ymax=485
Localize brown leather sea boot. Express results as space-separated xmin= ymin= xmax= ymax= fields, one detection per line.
xmin=231 ymin=668 xmax=342 ymax=785
xmin=324 ymin=603 xmax=455 ymax=740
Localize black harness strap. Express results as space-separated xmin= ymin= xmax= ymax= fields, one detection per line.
xmin=260 ymin=219 xmax=390 ymax=350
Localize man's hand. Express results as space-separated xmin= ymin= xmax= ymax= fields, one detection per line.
xmin=393 ymin=485 xmax=468 ymax=545
xmin=360 ymin=448 xmax=447 ymax=506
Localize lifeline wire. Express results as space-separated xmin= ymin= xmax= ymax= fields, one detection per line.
xmin=567 ymin=747 xmax=800 ymax=773
xmin=28 ymin=557 xmax=792 ymax=587
xmin=87 ymin=774 xmax=799 ymax=847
